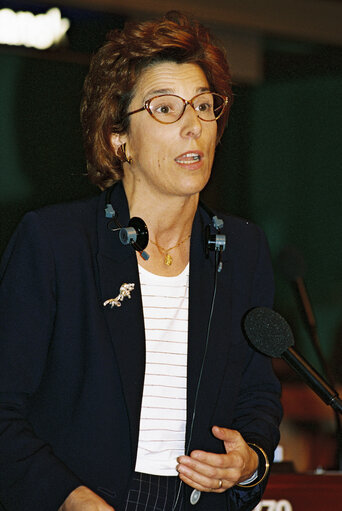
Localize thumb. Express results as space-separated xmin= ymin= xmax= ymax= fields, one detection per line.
xmin=212 ymin=426 xmax=242 ymax=451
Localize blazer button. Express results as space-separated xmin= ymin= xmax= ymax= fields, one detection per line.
xmin=190 ymin=489 xmax=201 ymax=505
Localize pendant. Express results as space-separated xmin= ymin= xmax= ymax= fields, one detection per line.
xmin=165 ymin=253 xmax=173 ymax=266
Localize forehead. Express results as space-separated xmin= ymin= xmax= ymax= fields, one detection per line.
xmin=133 ymin=62 xmax=210 ymax=101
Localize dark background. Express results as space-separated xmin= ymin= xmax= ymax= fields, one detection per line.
xmin=0 ymin=1 xmax=342 ymax=471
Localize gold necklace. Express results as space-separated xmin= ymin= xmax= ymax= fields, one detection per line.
xmin=149 ymin=234 xmax=191 ymax=266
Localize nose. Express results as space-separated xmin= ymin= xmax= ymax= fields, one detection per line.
xmin=180 ymin=103 xmax=202 ymax=139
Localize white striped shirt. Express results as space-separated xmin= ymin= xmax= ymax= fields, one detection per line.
xmin=135 ymin=264 xmax=189 ymax=476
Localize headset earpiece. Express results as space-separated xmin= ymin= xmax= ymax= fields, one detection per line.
xmin=202 ymin=204 xmax=226 ymax=272
xmin=105 ymin=189 xmax=150 ymax=260
xmin=205 ymin=225 xmax=226 ymax=256
xmin=119 ymin=217 xmax=149 ymax=250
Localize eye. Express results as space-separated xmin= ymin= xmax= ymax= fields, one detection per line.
xmin=151 ymin=100 xmax=174 ymax=114
xmin=156 ymin=104 xmax=171 ymax=114
xmin=193 ymin=92 xmax=214 ymax=114
xmin=197 ymin=101 xmax=211 ymax=112
xmin=149 ymin=96 xmax=180 ymax=117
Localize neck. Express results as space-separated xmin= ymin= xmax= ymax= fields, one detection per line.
xmin=122 ymin=179 xmax=198 ymax=276
xmin=122 ymin=179 xmax=198 ymax=245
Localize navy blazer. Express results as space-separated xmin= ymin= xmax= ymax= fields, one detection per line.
xmin=0 ymin=183 xmax=282 ymax=511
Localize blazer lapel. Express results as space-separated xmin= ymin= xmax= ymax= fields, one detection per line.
xmin=186 ymin=207 xmax=232 ymax=451
xmin=96 ymin=186 xmax=233 ymax=459
xmin=96 ymin=184 xmax=146 ymax=463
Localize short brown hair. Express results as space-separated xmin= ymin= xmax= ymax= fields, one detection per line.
xmin=81 ymin=11 xmax=232 ymax=189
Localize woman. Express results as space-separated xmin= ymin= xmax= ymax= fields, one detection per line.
xmin=0 ymin=11 xmax=282 ymax=511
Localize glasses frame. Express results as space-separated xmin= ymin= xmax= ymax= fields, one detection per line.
xmin=125 ymin=92 xmax=229 ymax=125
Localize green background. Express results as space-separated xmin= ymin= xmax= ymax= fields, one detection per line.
xmin=0 ymin=36 xmax=341 ymax=380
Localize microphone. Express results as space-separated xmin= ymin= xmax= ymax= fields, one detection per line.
xmin=244 ymin=307 xmax=342 ymax=414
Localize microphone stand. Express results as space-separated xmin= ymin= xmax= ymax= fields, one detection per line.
xmin=283 ymin=347 xmax=342 ymax=414
xmin=294 ymin=277 xmax=331 ymax=379
xmin=293 ymin=276 xmax=342 ymax=471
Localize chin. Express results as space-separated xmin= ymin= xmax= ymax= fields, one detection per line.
xmin=178 ymin=181 xmax=209 ymax=198
xmin=184 ymin=173 xmax=211 ymax=193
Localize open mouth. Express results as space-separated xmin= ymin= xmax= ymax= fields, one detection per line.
xmin=174 ymin=152 xmax=203 ymax=164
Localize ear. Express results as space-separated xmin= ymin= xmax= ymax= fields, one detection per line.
xmin=110 ymin=132 xmax=128 ymax=156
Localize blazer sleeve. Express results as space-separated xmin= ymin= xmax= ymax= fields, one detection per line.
xmin=0 ymin=212 xmax=82 ymax=511
xmin=232 ymin=226 xmax=282 ymax=451
xmin=226 ymin=226 xmax=283 ymax=511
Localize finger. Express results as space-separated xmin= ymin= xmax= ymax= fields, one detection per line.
xmin=177 ymin=468 xmax=227 ymax=493
xmin=187 ymin=449 xmax=241 ymax=471
xmin=177 ymin=457 xmax=240 ymax=489
xmin=177 ymin=459 xmax=218 ymax=488
xmin=178 ymin=452 xmax=227 ymax=474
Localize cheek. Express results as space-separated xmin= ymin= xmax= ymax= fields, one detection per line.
xmin=203 ymin=124 xmax=217 ymax=146
xmin=210 ymin=136 xmax=217 ymax=157
xmin=129 ymin=119 xmax=159 ymax=153
xmin=156 ymin=153 xmax=168 ymax=171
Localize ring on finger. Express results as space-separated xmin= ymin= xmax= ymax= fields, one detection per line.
xmin=217 ymin=479 xmax=223 ymax=489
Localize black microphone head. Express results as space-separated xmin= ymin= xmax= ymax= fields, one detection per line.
xmin=244 ymin=307 xmax=294 ymax=357
xmin=277 ymin=245 xmax=306 ymax=281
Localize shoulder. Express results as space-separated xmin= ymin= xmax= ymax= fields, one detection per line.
xmin=200 ymin=203 xmax=268 ymax=254
xmin=32 ymin=193 xmax=100 ymax=230
xmin=2 ymin=194 xmax=102 ymax=269
xmin=199 ymin=201 xmax=264 ymax=237
xmin=199 ymin=204 xmax=273 ymax=283
xmin=224 ymin=214 xmax=268 ymax=255
xmin=21 ymin=193 xmax=101 ymax=244
xmin=221 ymin=213 xmax=274 ymax=305
xmin=223 ymin=213 xmax=263 ymax=238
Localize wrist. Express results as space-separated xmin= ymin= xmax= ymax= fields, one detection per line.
xmin=237 ymin=443 xmax=269 ymax=488
xmin=238 ymin=445 xmax=258 ymax=485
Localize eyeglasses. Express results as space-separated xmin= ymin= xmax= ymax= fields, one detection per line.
xmin=126 ymin=92 xmax=229 ymax=124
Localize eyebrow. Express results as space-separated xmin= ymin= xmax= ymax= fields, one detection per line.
xmin=143 ymin=86 xmax=210 ymax=102
xmin=144 ymin=88 xmax=174 ymax=100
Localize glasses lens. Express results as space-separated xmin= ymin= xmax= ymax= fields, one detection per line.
xmin=147 ymin=93 xmax=227 ymax=124
xmin=148 ymin=95 xmax=184 ymax=123
xmin=193 ymin=93 xmax=225 ymax=121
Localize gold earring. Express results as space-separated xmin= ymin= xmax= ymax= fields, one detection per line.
xmin=117 ymin=143 xmax=132 ymax=164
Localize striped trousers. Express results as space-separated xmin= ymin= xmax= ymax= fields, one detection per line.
xmin=123 ymin=472 xmax=184 ymax=511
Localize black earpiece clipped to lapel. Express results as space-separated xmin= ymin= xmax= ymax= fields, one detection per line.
xmin=105 ymin=189 xmax=150 ymax=260
xmin=201 ymin=201 xmax=226 ymax=272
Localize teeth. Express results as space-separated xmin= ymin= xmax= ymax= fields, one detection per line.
xmin=176 ymin=153 xmax=201 ymax=163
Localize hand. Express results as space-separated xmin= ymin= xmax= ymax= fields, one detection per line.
xmin=176 ymin=427 xmax=259 ymax=493
xmin=58 ymin=486 xmax=115 ymax=510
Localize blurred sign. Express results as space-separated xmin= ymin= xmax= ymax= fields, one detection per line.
xmin=0 ymin=7 xmax=70 ymax=50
